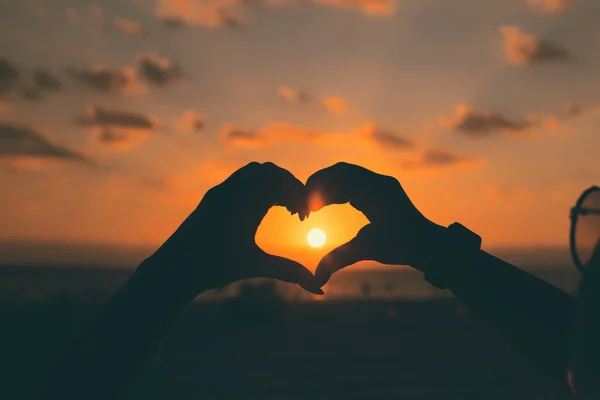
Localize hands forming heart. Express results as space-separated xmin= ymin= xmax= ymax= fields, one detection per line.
xmin=150 ymin=161 xmax=447 ymax=299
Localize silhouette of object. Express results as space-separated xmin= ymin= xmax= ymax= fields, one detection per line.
xmin=304 ymin=162 xmax=580 ymax=392
xmin=226 ymin=280 xmax=287 ymax=324
xmin=570 ymin=185 xmax=600 ymax=271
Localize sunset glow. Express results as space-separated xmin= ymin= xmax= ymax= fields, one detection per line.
xmin=0 ymin=0 xmax=598 ymax=258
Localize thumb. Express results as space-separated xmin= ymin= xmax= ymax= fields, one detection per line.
xmin=251 ymin=252 xmax=324 ymax=295
xmin=315 ymin=228 xmax=373 ymax=287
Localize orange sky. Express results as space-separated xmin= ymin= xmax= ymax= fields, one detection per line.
xmin=1 ymin=0 xmax=599 ymax=263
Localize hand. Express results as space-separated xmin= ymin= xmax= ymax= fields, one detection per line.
xmin=148 ymin=162 xmax=323 ymax=298
xmin=305 ymin=162 xmax=445 ymax=286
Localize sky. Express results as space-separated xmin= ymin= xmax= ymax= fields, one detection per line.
xmin=0 ymin=0 xmax=599 ymax=266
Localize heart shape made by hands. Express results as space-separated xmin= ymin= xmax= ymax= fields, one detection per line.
xmin=255 ymin=198 xmax=369 ymax=273
xmin=253 ymin=162 xmax=434 ymax=288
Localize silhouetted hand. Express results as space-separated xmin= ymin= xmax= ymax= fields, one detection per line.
xmin=148 ymin=162 xmax=323 ymax=297
xmin=305 ymin=162 xmax=445 ymax=286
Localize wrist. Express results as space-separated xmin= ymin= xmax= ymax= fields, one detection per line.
xmin=418 ymin=222 xmax=482 ymax=289
xmin=136 ymin=255 xmax=200 ymax=305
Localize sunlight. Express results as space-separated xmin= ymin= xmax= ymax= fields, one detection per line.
xmin=307 ymin=228 xmax=326 ymax=248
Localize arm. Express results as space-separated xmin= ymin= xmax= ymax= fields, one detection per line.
xmin=41 ymin=257 xmax=197 ymax=399
xmin=40 ymin=162 xmax=321 ymax=400
xmin=304 ymin=162 xmax=576 ymax=391
xmin=441 ymin=246 xmax=575 ymax=388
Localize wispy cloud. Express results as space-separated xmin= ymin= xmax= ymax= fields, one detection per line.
xmin=0 ymin=57 xmax=20 ymax=95
xmin=309 ymin=0 xmax=395 ymax=15
xmin=562 ymin=103 xmax=600 ymax=119
xmin=154 ymin=0 xmax=394 ymax=30
xmin=65 ymin=4 xmax=105 ymax=28
xmin=75 ymin=105 xmax=158 ymax=151
xmin=136 ymin=53 xmax=184 ymax=86
xmin=154 ymin=0 xmax=246 ymax=29
xmin=439 ymin=104 xmax=559 ymax=137
xmin=500 ymin=25 xmax=569 ymax=65
xmin=401 ymin=149 xmax=485 ymax=170
xmin=526 ymin=0 xmax=571 ymax=14
xmin=33 ymin=69 xmax=62 ymax=92
xmin=114 ymin=18 xmax=144 ymax=37
xmin=486 ymin=185 xmax=536 ymax=202
xmin=0 ymin=98 xmax=10 ymax=115
xmin=219 ymin=121 xmax=414 ymax=150
xmin=0 ymin=58 xmax=62 ymax=103
xmin=75 ymin=105 xmax=157 ymax=130
xmin=66 ymin=65 xmax=145 ymax=95
xmin=322 ymin=96 xmax=348 ymax=113
xmin=0 ymin=123 xmax=87 ymax=163
xmin=173 ymin=110 xmax=206 ymax=133
xmin=277 ymin=86 xmax=310 ymax=103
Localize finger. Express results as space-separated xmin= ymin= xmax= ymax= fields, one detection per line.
xmin=256 ymin=162 xmax=307 ymax=219
xmin=249 ymin=252 xmax=324 ymax=295
xmin=305 ymin=162 xmax=407 ymax=222
xmin=197 ymin=162 xmax=262 ymax=208
xmin=314 ymin=227 xmax=374 ymax=286
xmin=236 ymin=163 xmax=307 ymax=233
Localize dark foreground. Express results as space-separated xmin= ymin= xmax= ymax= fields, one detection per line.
xmin=0 ymin=296 xmax=574 ymax=400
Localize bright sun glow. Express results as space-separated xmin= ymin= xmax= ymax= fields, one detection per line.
xmin=307 ymin=228 xmax=326 ymax=248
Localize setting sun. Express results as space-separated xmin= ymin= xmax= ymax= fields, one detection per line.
xmin=307 ymin=228 xmax=326 ymax=248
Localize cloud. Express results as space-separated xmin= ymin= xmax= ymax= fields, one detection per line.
xmin=308 ymin=0 xmax=395 ymax=15
xmin=526 ymin=0 xmax=571 ymax=14
xmin=136 ymin=53 xmax=183 ymax=86
xmin=91 ymin=129 xmax=149 ymax=152
xmin=277 ymin=86 xmax=310 ymax=103
xmin=562 ymin=103 xmax=600 ymax=119
xmin=500 ymin=25 xmax=569 ymax=65
xmin=0 ymin=123 xmax=87 ymax=162
xmin=154 ymin=0 xmax=392 ymax=29
xmin=159 ymin=16 xmax=185 ymax=28
xmin=355 ymin=124 xmax=414 ymax=149
xmin=563 ymin=103 xmax=586 ymax=118
xmin=322 ymin=96 xmax=348 ymax=113
xmin=0 ymin=98 xmax=10 ymax=114
xmin=486 ymin=185 xmax=536 ymax=202
xmin=401 ymin=149 xmax=485 ymax=170
xmin=276 ymin=87 xmax=350 ymax=113
xmin=0 ymin=57 xmax=20 ymax=94
xmin=22 ymin=87 xmax=42 ymax=102
xmin=75 ymin=105 xmax=158 ymax=151
xmin=219 ymin=124 xmax=260 ymax=148
xmin=0 ymin=58 xmax=61 ymax=103
xmin=173 ymin=110 xmax=206 ymax=133
xmin=114 ymin=18 xmax=143 ymax=37
xmin=439 ymin=104 xmax=559 ymax=137
xmin=75 ymin=105 xmax=156 ymax=130
xmin=65 ymin=4 xmax=105 ymax=29
xmin=66 ymin=65 xmax=144 ymax=94
xmin=33 ymin=69 xmax=62 ymax=91
xmin=154 ymin=0 xmax=246 ymax=29
xmin=219 ymin=121 xmax=414 ymax=150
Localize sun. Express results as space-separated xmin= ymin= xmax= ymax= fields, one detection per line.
xmin=307 ymin=228 xmax=326 ymax=248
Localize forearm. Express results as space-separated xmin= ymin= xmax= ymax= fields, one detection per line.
xmin=42 ymin=257 xmax=197 ymax=399
xmin=442 ymin=249 xmax=576 ymax=387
